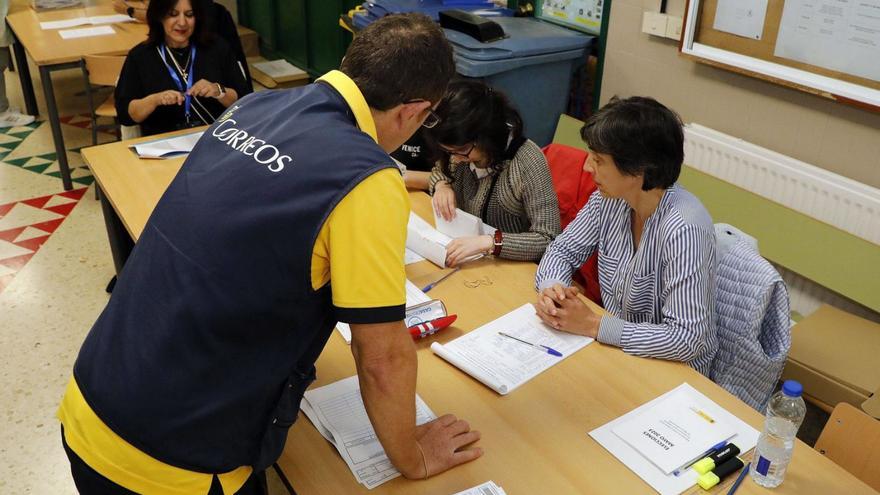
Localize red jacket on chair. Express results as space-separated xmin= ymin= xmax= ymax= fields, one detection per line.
xmin=542 ymin=143 xmax=602 ymax=306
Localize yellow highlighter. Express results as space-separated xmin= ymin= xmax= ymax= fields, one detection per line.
xmin=693 ymin=443 xmax=741 ymax=474
xmin=697 ymin=456 xmax=745 ymax=491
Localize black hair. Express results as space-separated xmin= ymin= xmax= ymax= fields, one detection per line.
xmin=146 ymin=0 xmax=213 ymax=47
xmin=427 ymin=79 xmax=525 ymax=178
xmin=340 ymin=14 xmax=455 ymax=111
xmin=581 ymin=96 xmax=684 ymax=191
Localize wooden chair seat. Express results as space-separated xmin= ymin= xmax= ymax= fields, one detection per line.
xmin=814 ymin=402 xmax=880 ymax=491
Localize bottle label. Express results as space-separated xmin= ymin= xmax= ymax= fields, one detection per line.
xmin=756 ymin=455 xmax=771 ymax=476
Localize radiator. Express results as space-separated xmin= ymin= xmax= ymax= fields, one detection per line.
xmin=683 ymin=124 xmax=880 ymax=322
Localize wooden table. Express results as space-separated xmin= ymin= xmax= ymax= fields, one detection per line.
xmin=81 ymin=132 xmax=877 ymax=495
xmin=6 ymin=0 xmax=147 ymax=190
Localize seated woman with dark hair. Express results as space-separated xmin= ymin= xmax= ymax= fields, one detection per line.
xmin=115 ymin=0 xmax=249 ymax=136
xmin=534 ymin=96 xmax=718 ymax=376
xmin=426 ymin=80 xmax=560 ymax=267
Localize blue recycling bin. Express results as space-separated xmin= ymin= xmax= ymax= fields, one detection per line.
xmin=445 ymin=17 xmax=593 ymax=146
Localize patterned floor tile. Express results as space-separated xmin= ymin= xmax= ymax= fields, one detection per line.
xmin=0 ymin=188 xmax=88 ymax=293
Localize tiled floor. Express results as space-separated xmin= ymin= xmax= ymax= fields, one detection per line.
xmin=0 ymin=64 xmax=289 ymax=493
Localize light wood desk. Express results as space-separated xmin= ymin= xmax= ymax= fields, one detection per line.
xmin=81 ymin=132 xmax=877 ymax=495
xmin=6 ymin=0 xmax=148 ymax=190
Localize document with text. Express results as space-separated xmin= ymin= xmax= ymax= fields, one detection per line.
xmin=431 ymin=303 xmax=592 ymax=395
xmin=452 ymin=481 xmax=508 ymax=495
xmin=336 ymin=279 xmax=430 ymax=343
xmin=301 ymin=375 xmax=436 ymax=489
xmin=130 ymin=131 xmax=204 ymax=159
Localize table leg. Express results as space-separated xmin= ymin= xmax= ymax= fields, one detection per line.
xmin=39 ymin=64 xmax=74 ymax=190
xmin=10 ymin=34 xmax=37 ymax=117
xmin=98 ymin=185 xmax=134 ymax=276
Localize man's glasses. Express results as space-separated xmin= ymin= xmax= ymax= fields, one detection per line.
xmin=405 ymin=99 xmax=441 ymax=129
xmin=440 ymin=142 xmax=475 ymax=158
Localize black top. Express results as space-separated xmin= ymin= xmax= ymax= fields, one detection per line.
xmin=116 ymin=39 xmax=249 ymax=136
xmin=208 ymin=2 xmax=253 ymax=93
xmin=391 ymin=128 xmax=434 ymax=172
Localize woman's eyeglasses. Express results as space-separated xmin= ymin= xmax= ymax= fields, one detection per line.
xmin=440 ymin=142 xmax=475 ymax=158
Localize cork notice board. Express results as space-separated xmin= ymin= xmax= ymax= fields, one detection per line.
xmin=679 ymin=0 xmax=880 ymax=112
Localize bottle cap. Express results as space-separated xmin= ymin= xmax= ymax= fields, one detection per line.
xmin=782 ymin=380 xmax=803 ymax=398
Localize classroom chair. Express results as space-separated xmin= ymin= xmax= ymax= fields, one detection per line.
xmin=80 ymin=54 xmax=126 ymax=147
xmin=542 ymin=143 xmax=602 ymax=306
xmin=814 ymin=402 xmax=880 ymax=491
xmin=711 ymin=224 xmax=791 ymax=411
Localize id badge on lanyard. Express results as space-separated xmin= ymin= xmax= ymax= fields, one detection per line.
xmin=157 ymin=44 xmax=197 ymax=124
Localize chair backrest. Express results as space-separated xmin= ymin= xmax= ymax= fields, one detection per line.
xmin=814 ymin=402 xmax=880 ymax=491
xmin=541 ymin=143 xmax=602 ymax=306
xmin=711 ymin=230 xmax=791 ymax=411
xmin=84 ymin=54 xmax=126 ymax=87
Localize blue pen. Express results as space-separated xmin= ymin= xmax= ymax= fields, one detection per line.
xmin=673 ymin=440 xmax=727 ymax=476
xmin=726 ymin=462 xmax=750 ymax=495
xmin=498 ymin=332 xmax=563 ymax=357
xmin=422 ymin=267 xmax=461 ymax=292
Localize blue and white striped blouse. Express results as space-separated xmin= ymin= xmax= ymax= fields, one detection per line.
xmin=536 ymin=184 xmax=718 ymax=376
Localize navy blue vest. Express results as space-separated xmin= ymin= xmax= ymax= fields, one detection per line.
xmin=74 ymin=81 xmax=397 ymax=472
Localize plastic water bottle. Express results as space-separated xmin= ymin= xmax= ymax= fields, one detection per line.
xmin=751 ymin=380 xmax=806 ymax=488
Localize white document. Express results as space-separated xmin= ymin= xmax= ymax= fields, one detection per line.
xmin=58 ymin=25 xmax=116 ymax=39
xmin=712 ymin=0 xmax=769 ymax=40
xmin=611 ymin=386 xmax=736 ymax=475
xmin=336 ymin=280 xmax=430 ymax=344
xmin=434 ymin=206 xmax=483 ymax=237
xmin=775 ymin=0 xmax=880 ymax=82
xmin=41 ymin=14 xmax=133 ymax=30
xmin=407 ymin=212 xmax=452 ymax=267
xmin=404 ymin=248 xmax=425 ymax=265
xmin=452 ymin=481 xmax=508 ymax=495
xmin=130 ymin=131 xmax=204 ymax=159
xmin=252 ymin=59 xmax=307 ymax=79
xmin=589 ymin=383 xmax=760 ymax=495
xmin=431 ymin=303 xmax=592 ymax=395
xmin=301 ymin=375 xmax=437 ymax=489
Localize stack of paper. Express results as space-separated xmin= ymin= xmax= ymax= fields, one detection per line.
xmin=251 ymin=59 xmax=307 ymax=83
xmin=589 ymin=383 xmax=760 ymax=495
xmin=59 ymin=25 xmax=115 ymax=39
xmin=433 ymin=206 xmax=496 ymax=238
xmin=407 ymin=210 xmax=492 ymax=268
xmin=336 ymin=280 xmax=431 ymax=344
xmin=301 ymin=375 xmax=437 ymax=490
xmin=431 ymin=303 xmax=593 ymax=394
xmin=130 ymin=131 xmax=204 ymax=159
xmin=452 ymin=481 xmax=507 ymax=495
xmin=32 ymin=0 xmax=82 ymax=11
xmin=40 ymin=14 xmax=133 ymax=30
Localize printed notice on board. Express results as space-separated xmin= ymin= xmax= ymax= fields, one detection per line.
xmin=774 ymin=0 xmax=880 ymax=82
xmin=713 ymin=0 xmax=770 ymax=40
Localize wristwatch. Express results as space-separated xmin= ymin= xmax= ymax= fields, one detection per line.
xmin=491 ymin=229 xmax=503 ymax=257
xmin=216 ymin=83 xmax=227 ymax=98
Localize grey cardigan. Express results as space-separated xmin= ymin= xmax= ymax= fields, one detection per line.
xmin=428 ymin=139 xmax=560 ymax=261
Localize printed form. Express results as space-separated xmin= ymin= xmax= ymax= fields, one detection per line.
xmin=301 ymin=375 xmax=436 ymax=489
xmin=431 ymin=303 xmax=592 ymax=394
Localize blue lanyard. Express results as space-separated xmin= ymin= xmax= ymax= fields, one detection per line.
xmin=158 ymin=44 xmax=197 ymax=121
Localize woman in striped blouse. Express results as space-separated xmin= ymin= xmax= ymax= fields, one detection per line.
xmin=427 ymin=80 xmax=560 ymax=267
xmin=534 ymin=97 xmax=718 ymax=376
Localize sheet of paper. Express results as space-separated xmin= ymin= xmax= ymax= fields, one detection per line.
xmin=58 ymin=25 xmax=115 ymax=40
xmin=451 ymin=481 xmax=508 ymax=495
xmin=406 ymin=212 xmax=451 ymax=267
xmin=431 ymin=303 xmax=592 ymax=395
xmin=433 ymin=205 xmax=484 ymax=238
xmin=712 ymin=0 xmax=769 ymax=40
xmin=301 ymin=375 xmax=436 ymax=489
xmin=404 ymin=248 xmax=424 ymax=265
xmin=336 ymin=280 xmax=430 ymax=344
xmin=131 ymin=131 xmax=204 ymax=159
xmin=611 ymin=386 xmax=736 ymax=475
xmin=252 ymin=59 xmax=307 ymax=79
xmin=775 ymin=0 xmax=880 ymax=83
xmin=589 ymin=383 xmax=760 ymax=495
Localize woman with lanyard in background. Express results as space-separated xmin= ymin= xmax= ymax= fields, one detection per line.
xmin=426 ymin=80 xmax=560 ymax=267
xmin=116 ymin=0 xmax=248 ymax=136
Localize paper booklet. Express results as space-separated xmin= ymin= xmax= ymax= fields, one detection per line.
xmin=336 ymin=279 xmax=432 ymax=344
xmin=130 ymin=131 xmax=204 ymax=159
xmin=589 ymin=383 xmax=760 ymax=495
xmin=301 ymin=375 xmax=436 ymax=490
xmin=452 ymin=481 xmax=508 ymax=495
xmin=431 ymin=303 xmax=592 ymax=395
xmin=58 ymin=25 xmax=115 ymax=39
xmin=41 ymin=14 xmax=132 ymax=30
xmin=407 ymin=211 xmax=493 ymax=268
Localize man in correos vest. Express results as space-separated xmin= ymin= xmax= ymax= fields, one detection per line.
xmin=58 ymin=14 xmax=481 ymax=494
